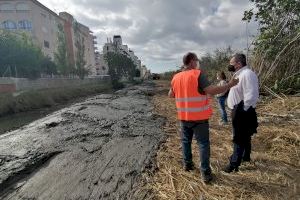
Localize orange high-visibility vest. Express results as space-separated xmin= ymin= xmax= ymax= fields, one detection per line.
xmin=171 ymin=69 xmax=212 ymax=121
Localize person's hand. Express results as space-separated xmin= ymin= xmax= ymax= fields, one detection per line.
xmin=168 ymin=88 xmax=175 ymax=98
xmin=228 ymin=77 xmax=239 ymax=88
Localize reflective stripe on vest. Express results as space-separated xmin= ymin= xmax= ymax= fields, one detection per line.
xmin=175 ymin=96 xmax=208 ymax=102
xmin=177 ymin=105 xmax=211 ymax=112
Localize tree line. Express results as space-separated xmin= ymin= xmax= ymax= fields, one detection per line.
xmin=243 ymin=0 xmax=300 ymax=94
xmin=104 ymin=50 xmax=140 ymax=89
xmin=0 ymin=22 xmax=88 ymax=79
xmin=0 ymin=30 xmax=52 ymax=79
xmin=160 ymin=46 xmax=234 ymax=82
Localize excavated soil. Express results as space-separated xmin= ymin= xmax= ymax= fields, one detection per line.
xmin=0 ymin=82 xmax=165 ymax=200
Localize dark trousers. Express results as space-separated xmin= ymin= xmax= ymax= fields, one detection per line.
xmin=229 ymin=101 xmax=257 ymax=168
xmin=230 ymin=127 xmax=252 ymax=167
xmin=181 ymin=120 xmax=211 ymax=173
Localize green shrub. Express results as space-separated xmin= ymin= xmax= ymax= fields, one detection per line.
xmin=111 ymin=80 xmax=124 ymax=90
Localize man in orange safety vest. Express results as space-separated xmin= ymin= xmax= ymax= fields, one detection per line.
xmin=169 ymin=52 xmax=238 ymax=183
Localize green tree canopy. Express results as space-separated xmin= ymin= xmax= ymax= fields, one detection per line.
xmin=200 ymin=46 xmax=234 ymax=81
xmin=0 ymin=30 xmax=54 ymax=79
xmin=54 ymin=23 xmax=72 ymax=76
xmin=105 ymin=52 xmax=137 ymax=88
xmin=243 ymin=0 xmax=300 ymax=93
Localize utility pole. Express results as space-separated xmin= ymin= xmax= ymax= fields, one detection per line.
xmin=246 ymin=21 xmax=250 ymax=63
xmin=15 ymin=65 xmax=17 ymax=78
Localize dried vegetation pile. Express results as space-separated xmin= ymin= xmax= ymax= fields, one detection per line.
xmin=141 ymin=81 xmax=299 ymax=200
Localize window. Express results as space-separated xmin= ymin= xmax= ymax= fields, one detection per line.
xmin=2 ymin=20 xmax=17 ymax=30
xmin=16 ymin=3 xmax=30 ymax=12
xmin=18 ymin=20 xmax=32 ymax=30
xmin=0 ymin=3 xmax=14 ymax=12
xmin=44 ymin=40 xmax=50 ymax=48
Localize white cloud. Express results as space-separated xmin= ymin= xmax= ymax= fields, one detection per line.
xmin=38 ymin=0 xmax=258 ymax=73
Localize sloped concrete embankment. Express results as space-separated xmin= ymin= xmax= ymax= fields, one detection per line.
xmin=0 ymin=83 xmax=165 ymax=200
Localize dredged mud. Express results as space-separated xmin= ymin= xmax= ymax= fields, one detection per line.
xmin=0 ymin=83 xmax=165 ymax=200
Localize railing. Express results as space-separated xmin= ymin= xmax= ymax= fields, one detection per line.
xmin=0 ymin=76 xmax=111 ymax=93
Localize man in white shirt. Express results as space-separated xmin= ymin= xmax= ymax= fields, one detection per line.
xmin=224 ymin=53 xmax=259 ymax=173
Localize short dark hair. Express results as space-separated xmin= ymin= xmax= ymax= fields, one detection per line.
xmin=219 ymin=71 xmax=226 ymax=80
xmin=233 ymin=53 xmax=247 ymax=66
xmin=183 ymin=52 xmax=198 ymax=66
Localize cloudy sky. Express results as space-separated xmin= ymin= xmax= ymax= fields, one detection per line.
xmin=39 ymin=0 xmax=258 ymax=73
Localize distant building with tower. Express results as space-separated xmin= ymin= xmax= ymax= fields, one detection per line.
xmin=99 ymin=35 xmax=149 ymax=78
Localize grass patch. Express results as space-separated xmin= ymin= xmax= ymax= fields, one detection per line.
xmin=0 ymin=83 xmax=112 ymax=117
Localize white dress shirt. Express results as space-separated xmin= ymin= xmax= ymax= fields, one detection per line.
xmin=227 ymin=66 xmax=259 ymax=110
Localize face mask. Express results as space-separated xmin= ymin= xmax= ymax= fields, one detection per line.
xmin=228 ymin=65 xmax=235 ymax=72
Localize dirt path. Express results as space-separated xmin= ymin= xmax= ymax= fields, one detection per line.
xmin=0 ymin=82 xmax=165 ymax=200
xmin=145 ymin=81 xmax=299 ymax=200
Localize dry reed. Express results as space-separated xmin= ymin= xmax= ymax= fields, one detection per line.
xmin=139 ymin=81 xmax=299 ymax=200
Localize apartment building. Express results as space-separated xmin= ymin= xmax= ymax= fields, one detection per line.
xmin=0 ymin=0 xmax=98 ymax=76
xmin=0 ymin=0 xmax=62 ymax=59
xmin=99 ymin=35 xmax=144 ymax=77
xmin=59 ymin=12 xmax=97 ymax=75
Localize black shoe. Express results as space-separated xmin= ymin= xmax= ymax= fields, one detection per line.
xmin=184 ymin=163 xmax=195 ymax=171
xmin=223 ymin=164 xmax=239 ymax=173
xmin=202 ymin=171 xmax=213 ymax=184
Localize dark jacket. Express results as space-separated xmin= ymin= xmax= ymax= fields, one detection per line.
xmin=231 ymin=101 xmax=258 ymax=143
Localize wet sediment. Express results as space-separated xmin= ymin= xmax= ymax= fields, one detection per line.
xmin=0 ymin=82 xmax=165 ymax=200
